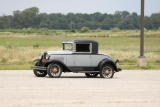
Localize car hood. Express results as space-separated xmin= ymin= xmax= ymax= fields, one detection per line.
xmin=46 ymin=50 xmax=73 ymax=55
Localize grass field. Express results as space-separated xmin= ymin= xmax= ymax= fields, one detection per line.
xmin=0 ymin=29 xmax=160 ymax=70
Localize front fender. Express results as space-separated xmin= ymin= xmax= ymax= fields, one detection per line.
xmin=45 ymin=59 xmax=72 ymax=72
xmin=98 ymin=58 xmax=118 ymax=72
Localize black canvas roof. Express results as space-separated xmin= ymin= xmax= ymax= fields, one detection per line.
xmin=63 ymin=40 xmax=98 ymax=44
xmin=73 ymin=40 xmax=98 ymax=44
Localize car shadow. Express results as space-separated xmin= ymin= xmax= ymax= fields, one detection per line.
xmin=45 ymin=76 xmax=100 ymax=79
xmin=44 ymin=76 xmax=119 ymax=79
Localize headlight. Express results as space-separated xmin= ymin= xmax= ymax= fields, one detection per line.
xmin=45 ymin=53 xmax=50 ymax=59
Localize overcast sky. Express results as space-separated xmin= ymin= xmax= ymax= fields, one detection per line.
xmin=0 ymin=0 xmax=160 ymax=16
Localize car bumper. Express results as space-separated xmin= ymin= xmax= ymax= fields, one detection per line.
xmin=31 ymin=66 xmax=47 ymax=71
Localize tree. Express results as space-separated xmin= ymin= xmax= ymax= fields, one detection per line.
xmin=0 ymin=20 xmax=5 ymax=29
xmin=0 ymin=7 xmax=160 ymax=30
xmin=150 ymin=13 xmax=160 ymax=29
xmin=12 ymin=7 xmax=39 ymax=28
xmin=21 ymin=7 xmax=39 ymax=28
xmin=38 ymin=13 xmax=49 ymax=28
xmin=144 ymin=16 xmax=153 ymax=29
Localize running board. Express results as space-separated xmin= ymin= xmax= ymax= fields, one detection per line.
xmin=73 ymin=71 xmax=100 ymax=73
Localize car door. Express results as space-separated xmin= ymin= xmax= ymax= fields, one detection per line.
xmin=66 ymin=55 xmax=75 ymax=67
xmin=74 ymin=54 xmax=91 ymax=67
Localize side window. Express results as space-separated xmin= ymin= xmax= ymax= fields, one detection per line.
xmin=75 ymin=44 xmax=91 ymax=52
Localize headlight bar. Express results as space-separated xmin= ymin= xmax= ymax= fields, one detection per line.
xmin=42 ymin=52 xmax=50 ymax=63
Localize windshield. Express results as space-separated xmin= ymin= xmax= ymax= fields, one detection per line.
xmin=63 ymin=43 xmax=73 ymax=50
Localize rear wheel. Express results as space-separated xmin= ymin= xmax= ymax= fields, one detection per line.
xmin=47 ymin=63 xmax=63 ymax=78
xmin=100 ymin=64 xmax=114 ymax=78
xmin=85 ymin=73 xmax=98 ymax=77
xmin=33 ymin=70 xmax=47 ymax=77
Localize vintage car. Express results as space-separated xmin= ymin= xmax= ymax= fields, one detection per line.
xmin=31 ymin=40 xmax=121 ymax=78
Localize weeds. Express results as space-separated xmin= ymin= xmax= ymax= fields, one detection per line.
xmin=33 ymin=43 xmax=39 ymax=49
xmin=6 ymin=42 xmax=12 ymax=49
xmin=100 ymin=50 xmax=160 ymax=63
xmin=0 ymin=46 xmax=159 ymax=64
xmin=1 ymin=54 xmax=9 ymax=63
xmin=0 ymin=46 xmax=60 ymax=63
xmin=111 ymin=27 xmax=120 ymax=32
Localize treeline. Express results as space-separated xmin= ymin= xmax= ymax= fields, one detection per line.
xmin=0 ymin=7 xmax=160 ymax=30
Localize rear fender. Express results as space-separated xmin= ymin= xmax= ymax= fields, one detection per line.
xmin=98 ymin=59 xmax=118 ymax=72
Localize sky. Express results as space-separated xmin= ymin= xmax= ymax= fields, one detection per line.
xmin=0 ymin=0 xmax=160 ymax=16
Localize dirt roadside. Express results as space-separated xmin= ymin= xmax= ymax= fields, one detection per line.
xmin=0 ymin=70 xmax=160 ymax=107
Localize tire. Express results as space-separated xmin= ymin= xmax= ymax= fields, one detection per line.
xmin=100 ymin=64 xmax=114 ymax=78
xmin=33 ymin=70 xmax=47 ymax=77
xmin=47 ymin=63 xmax=63 ymax=78
xmin=85 ymin=73 xmax=98 ymax=77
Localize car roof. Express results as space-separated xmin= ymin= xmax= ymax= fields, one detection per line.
xmin=62 ymin=40 xmax=98 ymax=44
xmin=62 ymin=40 xmax=99 ymax=54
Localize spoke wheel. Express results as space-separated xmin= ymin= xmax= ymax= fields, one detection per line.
xmin=100 ymin=64 xmax=114 ymax=78
xmin=33 ymin=70 xmax=47 ymax=77
xmin=85 ymin=73 xmax=98 ymax=77
xmin=47 ymin=63 xmax=63 ymax=78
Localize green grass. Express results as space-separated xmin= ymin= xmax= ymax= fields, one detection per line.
xmin=0 ymin=63 xmax=33 ymax=70
xmin=1 ymin=36 xmax=160 ymax=53
xmin=0 ymin=35 xmax=63 ymax=47
xmin=0 ymin=29 xmax=160 ymax=70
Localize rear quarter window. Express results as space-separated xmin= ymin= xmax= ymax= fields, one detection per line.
xmin=75 ymin=44 xmax=91 ymax=52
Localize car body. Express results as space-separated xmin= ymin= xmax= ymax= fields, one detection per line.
xmin=31 ymin=40 xmax=121 ymax=78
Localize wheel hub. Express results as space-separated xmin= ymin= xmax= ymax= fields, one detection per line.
xmin=51 ymin=66 xmax=59 ymax=74
xmin=103 ymin=68 xmax=110 ymax=76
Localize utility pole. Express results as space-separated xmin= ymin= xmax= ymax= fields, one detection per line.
xmin=140 ymin=0 xmax=144 ymax=57
xmin=137 ymin=0 xmax=147 ymax=66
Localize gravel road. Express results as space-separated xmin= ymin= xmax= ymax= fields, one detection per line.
xmin=0 ymin=70 xmax=160 ymax=107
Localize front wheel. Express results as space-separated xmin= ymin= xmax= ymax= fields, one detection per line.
xmin=100 ymin=64 xmax=114 ymax=78
xmin=85 ymin=73 xmax=98 ymax=77
xmin=33 ymin=70 xmax=47 ymax=77
xmin=47 ymin=63 xmax=63 ymax=78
